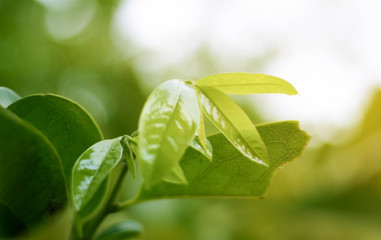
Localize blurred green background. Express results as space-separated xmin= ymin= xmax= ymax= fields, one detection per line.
xmin=2 ymin=0 xmax=381 ymax=239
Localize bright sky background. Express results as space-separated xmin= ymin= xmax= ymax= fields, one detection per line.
xmin=114 ymin=0 xmax=381 ymax=142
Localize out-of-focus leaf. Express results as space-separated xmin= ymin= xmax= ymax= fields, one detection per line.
xmin=0 ymin=87 xmax=21 ymax=108
xmin=197 ymin=85 xmax=268 ymax=166
xmin=122 ymin=137 xmax=137 ymax=179
xmin=13 ymin=207 xmax=74 ymax=240
xmin=163 ymin=163 xmax=188 ymax=185
xmin=0 ymin=108 xmax=66 ymax=238
xmin=189 ymin=135 xmax=213 ymax=161
xmin=137 ymin=80 xmax=200 ymax=187
xmin=135 ymin=121 xmax=310 ymax=201
xmin=0 ymin=200 xmax=27 ymax=237
xmin=72 ymin=137 xmax=124 ymax=210
xmin=95 ymin=220 xmax=143 ymax=240
xmin=196 ymin=73 xmax=298 ymax=95
xmin=8 ymin=94 xmax=103 ymax=184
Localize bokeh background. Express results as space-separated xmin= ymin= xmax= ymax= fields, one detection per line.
xmin=2 ymin=0 xmax=381 ymax=239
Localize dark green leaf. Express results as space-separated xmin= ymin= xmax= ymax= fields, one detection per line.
xmin=197 ymin=85 xmax=268 ymax=165
xmin=0 ymin=87 xmax=21 ymax=108
xmin=8 ymin=94 xmax=103 ymax=185
xmin=71 ymin=137 xmax=124 ymax=210
xmin=196 ymin=73 xmax=298 ymax=95
xmin=0 ymin=108 xmax=66 ymax=237
xmin=95 ymin=220 xmax=142 ymax=240
xmin=137 ymin=80 xmax=200 ymax=187
xmin=135 ymin=121 xmax=310 ymax=201
xmin=0 ymin=200 xmax=27 ymax=237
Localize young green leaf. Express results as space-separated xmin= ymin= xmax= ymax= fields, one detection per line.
xmin=122 ymin=136 xmax=137 ymax=179
xmin=196 ymin=73 xmax=298 ymax=95
xmin=0 ymin=86 xmax=21 ymax=108
xmin=71 ymin=137 xmax=124 ymax=210
xmin=95 ymin=220 xmax=142 ymax=240
xmin=189 ymin=135 xmax=213 ymax=161
xmin=137 ymin=79 xmax=200 ymax=187
xmin=8 ymin=94 xmax=103 ymax=185
xmin=0 ymin=108 xmax=66 ymax=237
xmin=163 ymin=163 xmax=188 ymax=185
xmin=197 ymin=85 xmax=268 ymax=166
xmin=133 ymin=121 xmax=310 ymax=202
xmin=194 ymin=85 xmax=209 ymax=153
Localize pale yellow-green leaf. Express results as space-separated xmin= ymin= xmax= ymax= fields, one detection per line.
xmin=196 ymin=73 xmax=297 ymax=95
xmin=197 ymin=85 xmax=268 ymax=166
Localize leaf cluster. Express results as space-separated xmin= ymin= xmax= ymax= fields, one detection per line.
xmin=0 ymin=73 xmax=309 ymax=239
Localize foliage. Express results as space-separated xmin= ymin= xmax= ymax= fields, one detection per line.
xmin=0 ymin=73 xmax=309 ymax=239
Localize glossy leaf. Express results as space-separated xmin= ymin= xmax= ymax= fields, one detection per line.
xmin=196 ymin=73 xmax=298 ymax=95
xmin=95 ymin=220 xmax=143 ymax=240
xmin=137 ymin=79 xmax=200 ymax=187
xmin=197 ymin=85 xmax=268 ymax=165
xmin=122 ymin=136 xmax=137 ymax=179
xmin=0 ymin=108 xmax=66 ymax=238
xmin=194 ymin=85 xmax=209 ymax=153
xmin=8 ymin=94 xmax=103 ymax=185
xmin=163 ymin=163 xmax=188 ymax=185
xmin=71 ymin=137 xmax=124 ymax=210
xmin=0 ymin=86 xmax=21 ymax=108
xmin=189 ymin=135 xmax=213 ymax=161
xmin=135 ymin=121 xmax=310 ymax=202
xmin=77 ymin=178 xmax=110 ymax=222
xmin=80 ymin=163 xmax=127 ymax=239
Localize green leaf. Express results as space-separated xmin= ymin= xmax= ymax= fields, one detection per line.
xmin=163 ymin=163 xmax=188 ymax=185
xmin=137 ymin=79 xmax=200 ymax=187
xmin=13 ymin=208 xmax=74 ymax=240
xmin=8 ymin=94 xmax=103 ymax=186
xmin=71 ymin=137 xmax=124 ymax=210
xmin=189 ymin=135 xmax=213 ymax=161
xmin=197 ymin=85 xmax=268 ymax=166
xmin=122 ymin=136 xmax=137 ymax=179
xmin=193 ymin=85 xmax=208 ymax=153
xmin=134 ymin=121 xmax=310 ymax=202
xmin=0 ymin=108 xmax=66 ymax=237
xmin=0 ymin=200 xmax=27 ymax=237
xmin=0 ymin=87 xmax=21 ymax=108
xmin=196 ymin=73 xmax=298 ymax=95
xmin=95 ymin=220 xmax=142 ymax=240
xmin=77 ymin=178 xmax=110 ymax=222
